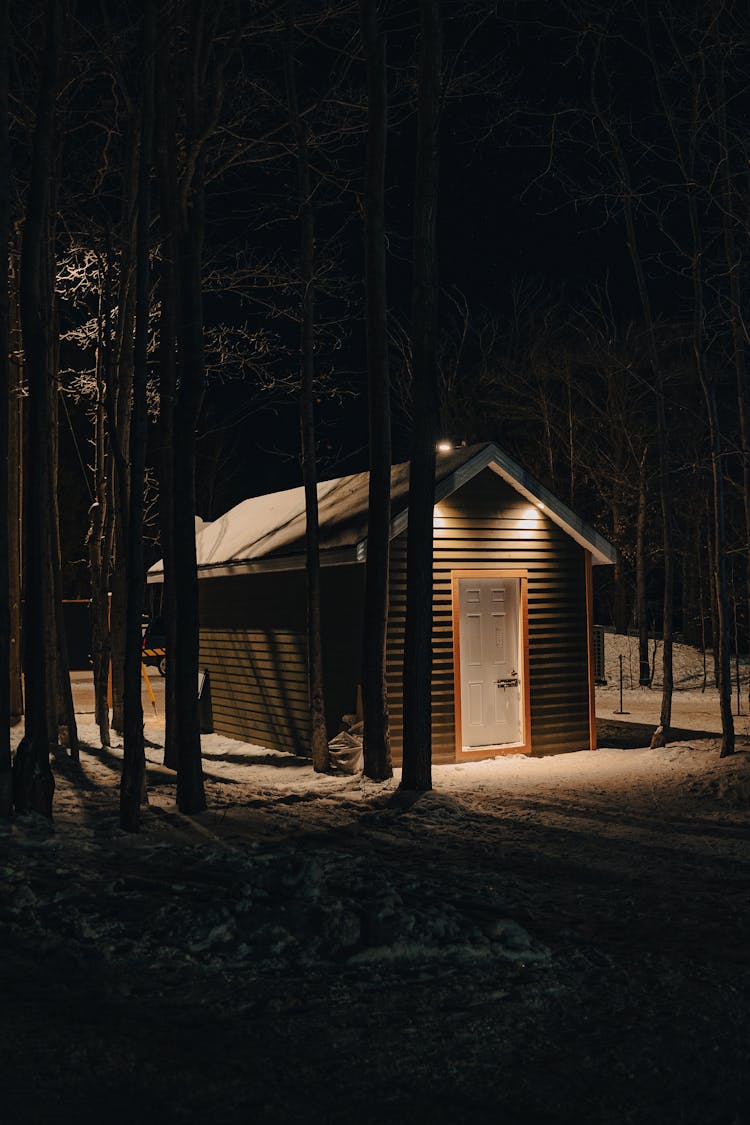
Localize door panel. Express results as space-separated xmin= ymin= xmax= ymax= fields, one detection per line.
xmin=467 ymin=613 xmax=482 ymax=666
xmin=458 ymin=576 xmax=523 ymax=749
xmin=492 ymin=611 xmax=506 ymax=662
xmin=467 ymin=680 xmax=483 ymax=726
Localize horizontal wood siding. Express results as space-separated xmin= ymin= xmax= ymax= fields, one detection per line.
xmin=198 ymin=567 xmax=365 ymax=754
xmin=386 ymin=468 xmax=591 ymax=763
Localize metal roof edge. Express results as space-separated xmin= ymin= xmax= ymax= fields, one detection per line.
xmin=147 ymin=546 xmax=360 ymax=583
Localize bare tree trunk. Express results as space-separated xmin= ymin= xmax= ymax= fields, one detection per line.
xmin=610 ymin=407 xmax=629 ymax=636
xmin=360 ymin=0 xmax=392 ymax=782
xmin=13 ymin=0 xmax=62 ymax=817
xmin=401 ymin=0 xmax=441 ymax=793
xmin=44 ymin=297 xmax=59 ymax=747
xmin=677 ymin=86 xmax=734 ymax=753
xmin=50 ymin=357 xmax=79 ymax=759
xmin=636 ymin=447 xmax=650 ymax=685
xmin=564 ymin=361 xmax=575 ymax=508
xmin=617 ymin=188 xmax=674 ymax=745
xmin=611 ymin=517 xmax=628 ymax=636
xmin=88 ymin=262 xmax=112 ymax=747
xmin=717 ymin=69 xmax=750 ymax=716
xmin=284 ymin=5 xmax=328 ymax=773
xmin=120 ymin=0 xmax=155 ymax=831
xmin=0 ymin=0 xmax=10 ymax=816
xmin=168 ymin=2 xmax=220 ymax=816
xmin=702 ymin=378 xmax=734 ymax=756
xmin=8 ymin=259 xmax=23 ymax=725
xmin=109 ymin=122 xmax=140 ymax=734
xmin=156 ymin=8 xmax=179 ymax=772
xmin=172 ymin=219 xmax=206 ymax=811
xmin=706 ymin=497 xmax=719 ymax=689
xmin=696 ymin=514 xmax=707 ymax=688
xmin=589 ymin=36 xmax=675 ymax=746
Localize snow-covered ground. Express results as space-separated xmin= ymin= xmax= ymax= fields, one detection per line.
xmin=2 ymin=653 xmax=749 ymax=1124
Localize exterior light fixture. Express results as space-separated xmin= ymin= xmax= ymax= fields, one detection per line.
xmin=437 ymin=440 xmax=453 ymax=453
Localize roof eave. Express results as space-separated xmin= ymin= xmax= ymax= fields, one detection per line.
xmin=146 ymin=544 xmax=361 ymax=583
xmin=356 ymin=443 xmax=616 ymax=566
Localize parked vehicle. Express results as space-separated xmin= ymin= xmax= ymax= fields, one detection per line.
xmin=142 ymin=617 xmax=166 ymax=676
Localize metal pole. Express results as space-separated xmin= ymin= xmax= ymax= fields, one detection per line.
xmin=614 ymin=652 xmax=629 ymax=715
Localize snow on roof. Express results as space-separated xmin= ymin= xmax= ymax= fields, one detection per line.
xmin=147 ymin=442 xmax=615 ymax=582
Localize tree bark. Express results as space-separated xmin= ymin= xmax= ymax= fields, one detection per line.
xmin=717 ymin=61 xmax=750 ymax=716
xmin=284 ymin=4 xmax=328 ymax=773
xmin=706 ymin=497 xmax=719 ymax=689
xmin=702 ymin=379 xmax=734 ymax=756
xmin=169 ymin=1 xmax=219 ymax=815
xmin=50 ymin=356 xmax=79 ymax=759
xmin=120 ymin=0 xmax=155 ymax=831
xmin=360 ymin=0 xmax=393 ymax=782
xmin=156 ymin=6 xmax=179 ymax=772
xmin=88 ymin=260 xmax=112 ymax=748
xmin=588 ymin=33 xmax=674 ymax=746
xmin=8 ymin=257 xmax=23 ymax=726
xmin=0 ymin=0 xmax=11 ymax=816
xmin=13 ymin=0 xmax=62 ymax=817
xmin=109 ymin=118 xmax=140 ymax=734
xmin=401 ymin=0 xmax=441 ymax=793
xmin=636 ymin=447 xmax=650 ymax=685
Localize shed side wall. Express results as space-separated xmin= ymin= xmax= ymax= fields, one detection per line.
xmin=198 ymin=567 xmax=364 ymax=754
xmin=386 ymin=469 xmax=591 ymax=763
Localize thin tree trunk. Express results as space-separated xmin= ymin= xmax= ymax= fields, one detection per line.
xmin=120 ymin=0 xmax=155 ymax=831
xmin=170 ymin=4 xmax=213 ymax=816
xmin=590 ymin=40 xmax=675 ymax=746
xmin=88 ymin=262 xmax=112 ymax=747
xmin=401 ymin=0 xmax=441 ymax=793
xmin=13 ymin=0 xmax=62 ymax=817
xmin=0 ymin=0 xmax=10 ymax=816
xmin=636 ymin=447 xmax=650 ymax=685
xmin=50 ymin=359 xmax=79 ymax=760
xmin=284 ymin=5 xmax=328 ymax=772
xmin=718 ymin=70 xmax=750 ymax=716
xmin=706 ymin=497 xmax=719 ymax=689
xmin=44 ymin=274 xmax=59 ymax=747
xmin=697 ymin=516 xmax=707 ymax=691
xmin=360 ymin=0 xmax=392 ymax=782
xmin=620 ymin=193 xmax=673 ymax=747
xmin=8 ymin=258 xmax=23 ymax=725
xmin=156 ymin=7 xmax=179 ymax=772
xmin=702 ymin=378 xmax=734 ymax=756
xmin=109 ymin=121 xmax=140 ymax=734
xmin=172 ymin=217 xmax=206 ymax=812
xmin=679 ymin=112 xmax=734 ymax=753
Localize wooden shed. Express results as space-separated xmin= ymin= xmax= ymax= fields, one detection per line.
xmin=148 ymin=443 xmax=615 ymax=763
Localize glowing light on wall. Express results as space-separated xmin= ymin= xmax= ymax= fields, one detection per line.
xmin=436 ymin=440 xmax=453 ymax=452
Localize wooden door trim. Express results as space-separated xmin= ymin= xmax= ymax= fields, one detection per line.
xmin=451 ymin=569 xmax=532 ymax=762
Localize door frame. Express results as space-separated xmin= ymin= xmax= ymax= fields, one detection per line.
xmin=451 ymin=568 xmax=532 ymax=761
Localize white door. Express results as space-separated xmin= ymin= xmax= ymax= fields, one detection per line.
xmin=458 ymin=576 xmax=523 ymax=750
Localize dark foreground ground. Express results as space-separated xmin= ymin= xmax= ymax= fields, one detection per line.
xmin=1 ymin=729 xmax=749 ymax=1125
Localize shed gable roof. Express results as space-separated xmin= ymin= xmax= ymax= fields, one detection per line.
xmin=147 ymin=442 xmax=615 ymax=582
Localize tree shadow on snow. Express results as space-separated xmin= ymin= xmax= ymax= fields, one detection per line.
xmin=200 ymin=750 xmax=310 ymax=770
xmin=596 ymin=716 xmax=721 ymax=748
